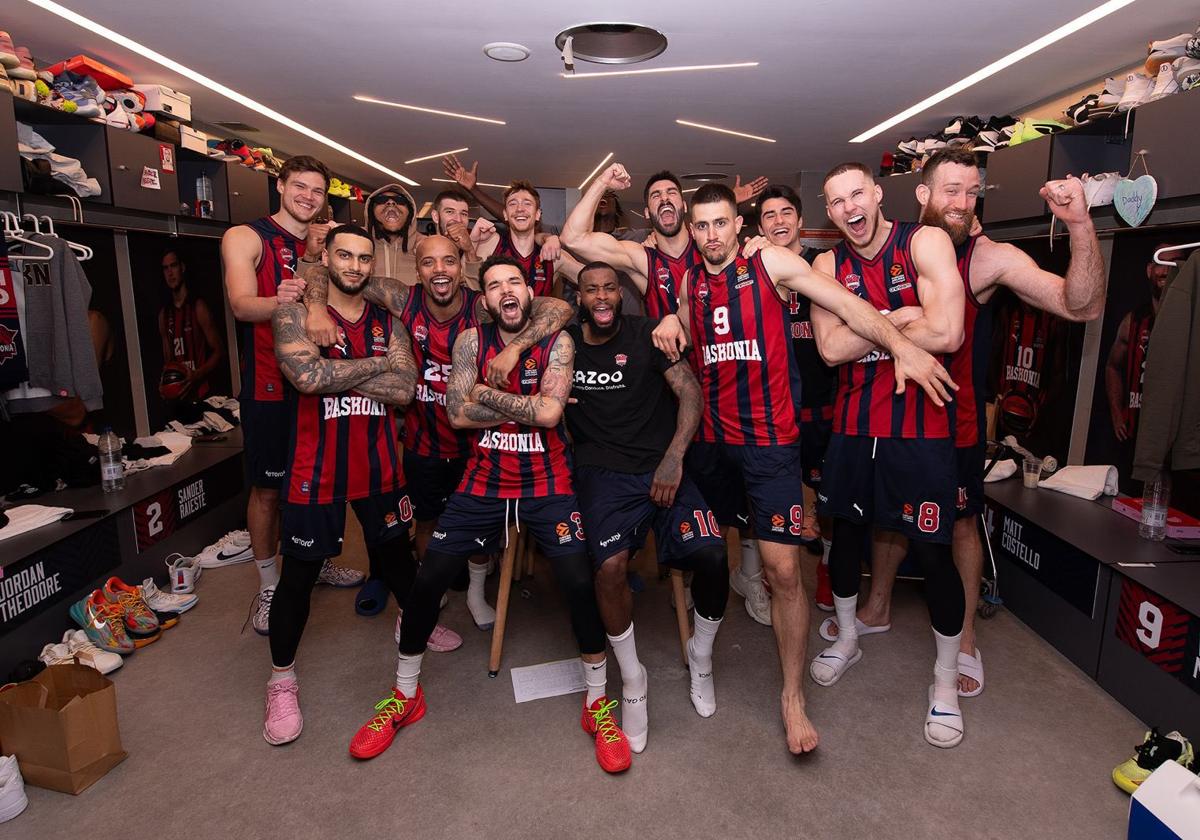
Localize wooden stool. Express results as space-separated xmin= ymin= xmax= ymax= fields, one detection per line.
xmin=487 ymin=525 xmax=521 ymax=677
xmin=670 ymin=569 xmax=690 ymax=665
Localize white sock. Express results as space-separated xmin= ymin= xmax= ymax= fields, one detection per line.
xmin=832 ymin=594 xmax=859 ymax=653
xmin=690 ymin=612 xmax=722 ymax=663
xmin=466 ymin=561 xmax=496 ymax=627
xmin=608 ymin=624 xmax=648 ymax=750
xmin=395 ymin=652 xmax=423 ymax=698
xmin=257 ymin=554 xmax=280 ymax=590
xmin=928 ymin=628 xmax=964 ymax=743
xmin=739 ymin=538 xmax=761 ymax=578
xmin=821 ymin=538 xmax=832 ymax=566
xmin=584 ymin=657 xmax=607 ymax=706
xmin=607 ymin=623 xmax=644 ymax=686
xmin=269 ymin=663 xmax=295 ymax=684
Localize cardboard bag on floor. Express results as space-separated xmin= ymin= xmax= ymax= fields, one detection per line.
xmin=0 ymin=663 xmax=127 ymax=794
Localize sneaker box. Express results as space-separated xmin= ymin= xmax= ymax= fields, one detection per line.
xmin=1128 ymin=761 xmax=1200 ymax=839
xmin=152 ymin=117 xmax=182 ymax=147
xmin=1113 ymin=497 xmax=1200 ymax=539
xmin=180 ymin=124 xmax=209 ymax=154
xmin=0 ymin=664 xmax=127 ymax=794
xmin=133 ymin=84 xmax=191 ymax=122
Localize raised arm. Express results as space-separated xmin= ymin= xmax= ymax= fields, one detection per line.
xmin=272 ymin=302 xmax=389 ymax=395
xmin=442 ymin=154 xmax=505 ymax=220
xmin=560 ymin=164 xmax=650 ymax=287
xmin=651 ymin=358 xmax=702 ymax=507
xmin=353 ymin=316 xmax=418 ymax=407
xmin=222 ymin=225 xmax=303 ymax=323
xmin=470 ymin=331 xmax=574 ymax=428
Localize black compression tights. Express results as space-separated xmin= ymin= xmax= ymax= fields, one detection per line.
xmin=828 ymin=518 xmax=964 ymax=637
xmin=688 ymin=544 xmax=730 ymax=622
xmin=400 ymin=548 xmax=607 ymax=656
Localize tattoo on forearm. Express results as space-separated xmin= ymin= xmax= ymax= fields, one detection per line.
xmin=273 ymin=303 xmax=386 ymax=393
xmin=302 ymin=265 xmax=329 ymax=305
xmin=508 ymin=297 xmax=572 ymax=351
xmin=663 ymin=363 xmax=702 ymax=449
xmin=367 ymin=276 xmax=411 ymax=317
xmin=447 ymin=329 xmax=499 ymax=424
xmin=475 ymin=387 xmax=541 ymax=424
xmin=354 ymin=372 xmax=413 ymax=407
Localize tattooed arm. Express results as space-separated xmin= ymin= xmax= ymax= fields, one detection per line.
xmin=272 ymin=302 xmax=389 ymax=394
xmin=301 ymin=263 xmax=411 ymax=346
xmin=447 ymin=328 xmax=509 ymax=428
xmin=476 ymin=294 xmax=574 ymax=387
xmin=353 ymin=316 xmax=418 ymax=407
xmin=472 ymin=332 xmax=574 ymax=428
xmin=651 ymin=359 xmax=702 ymax=507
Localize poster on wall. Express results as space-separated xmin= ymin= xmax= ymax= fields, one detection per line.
xmin=126 ymin=233 xmax=232 ymax=433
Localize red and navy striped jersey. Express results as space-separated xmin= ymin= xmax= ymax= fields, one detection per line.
xmin=240 ymin=217 xmax=305 ymax=402
xmin=787 ymin=247 xmax=836 ymax=420
xmin=401 ymin=286 xmax=482 ymax=459
xmin=829 ymin=221 xmax=952 ymax=439
xmin=494 ymin=232 xmax=554 ymax=297
xmin=947 ymin=236 xmax=987 ymax=447
xmin=1122 ymin=304 xmax=1155 ymax=433
xmin=999 ymin=301 xmax=1062 ymax=416
xmin=164 ymin=298 xmax=210 ymax=398
xmin=642 ymin=237 xmax=702 ymax=320
xmin=685 ymin=250 xmax=801 ymax=446
xmin=457 ymin=323 xmax=573 ymax=498
xmin=285 ymin=302 xmax=401 ymax=505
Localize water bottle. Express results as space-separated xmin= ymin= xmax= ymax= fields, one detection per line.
xmin=98 ymin=427 xmax=125 ymax=493
xmin=1138 ymin=470 xmax=1171 ymax=541
xmin=195 ymin=173 xmax=214 ymax=219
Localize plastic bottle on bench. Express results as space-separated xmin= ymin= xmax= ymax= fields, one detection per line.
xmin=98 ymin=427 xmax=125 ymax=493
xmin=1138 ymin=470 xmax=1170 ymax=541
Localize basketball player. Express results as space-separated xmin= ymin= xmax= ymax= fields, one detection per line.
xmin=222 ymin=155 xmax=363 ymax=636
xmin=653 ymin=183 xmax=955 ymax=754
xmin=807 ymin=161 xmax=969 ymax=748
xmin=158 ymin=249 xmax=223 ymax=400
xmin=819 ymin=150 xmax=1105 ymax=699
xmin=474 ymin=180 xmax=582 ymax=297
xmin=565 ymin=261 xmax=727 ymax=755
xmin=1107 ymin=248 xmax=1169 ymax=444
xmin=347 ymin=255 xmax=625 ymax=773
xmin=263 ymin=225 xmax=418 ymax=746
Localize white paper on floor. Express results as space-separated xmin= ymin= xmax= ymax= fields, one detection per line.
xmin=510 ymin=658 xmax=585 ymax=703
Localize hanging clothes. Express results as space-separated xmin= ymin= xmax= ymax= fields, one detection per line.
xmin=0 ymin=238 xmax=30 ymax=390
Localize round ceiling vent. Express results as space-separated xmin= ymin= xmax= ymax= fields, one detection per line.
xmin=554 ymin=23 xmax=667 ymax=65
xmin=483 ymin=42 xmax=531 ymax=62
xmin=679 ymin=172 xmax=729 ymax=182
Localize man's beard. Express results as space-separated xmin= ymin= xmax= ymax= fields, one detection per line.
xmin=487 ymin=297 xmax=533 ymax=333
xmin=921 ymin=203 xmax=974 ymax=246
xmin=330 ymin=269 xmax=368 ymax=295
xmin=650 ymin=204 xmax=683 ymax=238
xmin=702 ymin=241 xmax=736 ymax=268
xmin=579 ymin=295 xmax=623 ymax=336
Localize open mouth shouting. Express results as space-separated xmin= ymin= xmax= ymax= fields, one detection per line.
xmin=429 ymin=272 xmax=453 ymax=298
xmin=846 ymin=213 xmax=868 ymax=238
xmin=591 ymin=301 xmax=614 ymax=327
xmin=499 ymin=293 xmax=522 ymax=320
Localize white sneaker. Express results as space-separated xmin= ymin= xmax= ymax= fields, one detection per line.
xmin=1148 ymin=33 xmax=1193 ymax=68
xmin=141 ymin=577 xmax=198 ymax=613
xmin=316 ymin=559 xmax=365 ymax=587
xmin=1150 ymin=61 xmax=1180 ymax=101
xmin=38 ymin=642 xmax=74 ymax=667
xmin=196 ymin=530 xmax=253 ymax=568
xmin=1082 ymin=172 xmax=1118 ymax=208
xmin=1117 ymin=72 xmax=1154 ymax=112
xmin=1175 ymin=57 xmax=1200 ymax=91
xmin=0 ymin=756 xmax=28 ymax=824
xmin=730 ymin=569 xmax=772 ymax=626
xmin=63 ymin=629 xmax=124 ymax=674
xmin=165 ymin=553 xmax=201 ymax=593
xmin=251 ymin=586 xmax=274 ymax=636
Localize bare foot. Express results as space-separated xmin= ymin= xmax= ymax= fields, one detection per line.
xmin=957 ymin=673 xmax=980 ymax=694
xmin=781 ymin=693 xmax=819 ymax=754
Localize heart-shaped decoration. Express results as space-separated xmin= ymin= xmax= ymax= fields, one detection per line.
xmin=1113 ymin=175 xmax=1158 ymax=227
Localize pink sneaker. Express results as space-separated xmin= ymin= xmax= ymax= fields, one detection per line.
xmin=263 ymin=679 xmax=303 ymax=745
xmin=394 ymin=613 xmax=463 ymax=652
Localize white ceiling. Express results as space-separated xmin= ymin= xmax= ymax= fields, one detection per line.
xmin=5 ymin=0 xmax=1198 ymax=207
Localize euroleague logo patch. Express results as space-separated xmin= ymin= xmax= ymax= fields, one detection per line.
xmin=383 ymin=511 xmax=398 ymax=528
xmin=555 ymin=521 xmax=572 ymax=544
xmin=888 ymin=262 xmax=911 ymax=292
xmin=679 ymin=520 xmax=694 ymax=542
xmin=902 ymin=503 xmax=915 ymax=524
xmin=770 ymin=513 xmax=786 ymax=533
xmin=522 ymin=357 xmax=539 ymax=382
xmin=734 ymin=263 xmax=753 ymax=289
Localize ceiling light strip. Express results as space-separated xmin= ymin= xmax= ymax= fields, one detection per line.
xmin=850 ymin=0 xmax=1138 ymax=143
xmin=432 ymin=177 xmax=511 ymax=189
xmin=675 ymin=119 xmax=776 ymax=144
xmin=578 ymin=152 xmax=615 ymax=190
xmin=25 ymin=0 xmax=420 ymax=186
xmin=562 ymin=61 xmax=758 ymax=79
xmin=404 ymin=147 xmax=468 ymax=165
xmin=354 ymin=95 xmax=507 ymax=126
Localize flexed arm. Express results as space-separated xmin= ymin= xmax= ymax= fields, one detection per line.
xmin=272 ymin=302 xmax=388 ymax=394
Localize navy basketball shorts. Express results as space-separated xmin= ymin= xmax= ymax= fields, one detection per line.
xmin=800 ymin=410 xmax=834 ymax=490
xmin=817 ymin=433 xmax=956 ymax=544
xmin=955 ymin=441 xmax=986 ymax=520
xmin=241 ymin=398 xmax=289 ymax=490
xmin=429 ymin=493 xmax=586 ymax=559
xmin=281 ymin=489 xmax=414 ymax=561
xmin=575 ymin=464 xmax=724 ymax=570
xmin=402 ymin=451 xmax=468 ymax=522
xmin=687 ymin=442 xmax=808 ymax=546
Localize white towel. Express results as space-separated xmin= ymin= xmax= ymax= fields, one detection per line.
xmin=0 ymin=504 xmax=74 ymax=541
xmin=124 ymin=431 xmax=193 ymax=473
xmin=1037 ymin=465 xmax=1119 ymax=500
xmin=984 ymin=459 xmax=1019 ymax=483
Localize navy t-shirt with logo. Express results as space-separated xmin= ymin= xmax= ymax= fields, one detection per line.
xmin=565 ymin=316 xmax=679 ymax=475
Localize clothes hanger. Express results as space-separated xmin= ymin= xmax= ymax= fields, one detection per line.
xmin=39 ymin=214 xmax=92 ymax=261
xmin=1153 ymin=242 xmax=1200 ymax=267
xmin=1 ymin=211 xmax=53 ymax=261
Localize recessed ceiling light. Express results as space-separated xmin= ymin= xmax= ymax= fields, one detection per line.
xmin=432 ymin=177 xmax=511 ymax=189
xmin=554 ymin=23 xmax=667 ymax=65
xmin=404 ymin=147 xmax=469 ymax=165
xmin=562 ymin=61 xmax=758 ymax=79
xmin=354 ymin=95 xmax=507 ymax=126
xmin=675 ymin=119 xmax=776 ymax=144
xmin=850 ymin=0 xmax=1137 ymax=142
xmin=681 ymin=187 xmax=700 ymax=194
xmin=578 ymin=152 xmax=615 ymax=190
xmin=483 ymin=42 xmax=530 ymax=62
xmin=25 ymin=0 xmax=419 ymax=186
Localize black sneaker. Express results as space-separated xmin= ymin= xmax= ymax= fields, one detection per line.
xmin=1065 ymin=93 xmax=1099 ymax=126
xmin=1113 ymin=728 xmax=1195 ymax=794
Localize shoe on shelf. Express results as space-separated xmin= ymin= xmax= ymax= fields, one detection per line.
xmin=348 ymin=686 xmax=426 ymax=759
xmin=897 ymin=137 xmax=921 ymax=157
xmin=38 ymin=642 xmax=74 ymax=667
xmin=165 ymin=553 xmax=202 ymax=593
xmin=102 ymin=577 xmax=160 ymax=636
xmin=0 ymin=32 xmax=18 ymax=69
xmin=52 ymin=70 xmax=103 ymax=119
xmin=249 ymin=587 xmax=273 ymax=636
xmin=0 ymin=755 xmax=28 ymax=825
xmin=141 ymin=577 xmax=198 ymax=613
xmin=1064 ymin=93 xmax=1099 ymax=125
xmin=1175 ymin=56 xmax=1200 ymax=91
xmin=1188 ymin=29 xmax=1200 ymax=60
xmin=9 ymin=47 xmax=34 ymax=81
xmin=730 ymin=569 xmax=772 ymax=626
xmin=1146 ymin=33 xmax=1194 ymax=74
xmin=1113 ymin=728 xmax=1195 ymax=794
xmin=1117 ymin=72 xmax=1155 ymax=112
xmin=317 ymin=559 xmax=365 ymax=588
xmin=1150 ymin=61 xmax=1180 ymax=101
xmin=69 ymin=590 xmax=135 ymax=655
xmin=263 ymin=678 xmax=303 ymax=745
xmin=581 ymin=697 xmax=632 ymax=773
xmin=62 ymin=629 xmax=123 ymax=674
xmin=196 ymin=530 xmax=253 ymax=568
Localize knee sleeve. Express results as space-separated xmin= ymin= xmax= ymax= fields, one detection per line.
xmin=830 ymin=519 xmax=870 ymax=599
xmin=373 ymin=532 xmax=418 ymax=608
xmin=268 ymin=555 xmax=322 ymax=667
xmin=398 ymin=548 xmax=466 ymax=655
xmin=548 ymin=552 xmax=606 ymax=655
xmin=911 ymin=540 xmax=964 ymax=636
xmin=688 ymin=545 xmax=729 ymax=621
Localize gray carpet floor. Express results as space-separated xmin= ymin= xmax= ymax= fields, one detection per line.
xmin=8 ymin=527 xmax=1144 ymax=840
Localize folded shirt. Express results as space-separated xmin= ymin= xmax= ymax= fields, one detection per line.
xmin=0 ymin=504 xmax=74 ymax=541
xmin=984 ymin=459 xmax=1019 ymax=483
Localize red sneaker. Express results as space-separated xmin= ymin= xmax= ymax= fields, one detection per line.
xmin=581 ymin=697 xmax=631 ymax=774
xmin=815 ymin=561 xmax=834 ymax=613
xmin=349 ymin=686 xmax=426 ymax=759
